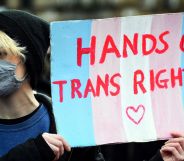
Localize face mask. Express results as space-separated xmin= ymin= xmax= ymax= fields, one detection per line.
xmin=0 ymin=60 xmax=27 ymax=96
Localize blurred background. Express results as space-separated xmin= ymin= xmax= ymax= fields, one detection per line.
xmin=1 ymin=0 xmax=183 ymax=22
xmin=1 ymin=0 xmax=182 ymax=161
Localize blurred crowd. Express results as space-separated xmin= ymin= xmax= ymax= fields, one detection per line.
xmin=1 ymin=0 xmax=184 ymax=21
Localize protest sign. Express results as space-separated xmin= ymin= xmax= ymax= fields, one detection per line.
xmin=51 ymin=13 xmax=184 ymax=147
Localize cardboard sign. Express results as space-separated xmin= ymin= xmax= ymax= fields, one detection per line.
xmin=51 ymin=13 xmax=184 ymax=147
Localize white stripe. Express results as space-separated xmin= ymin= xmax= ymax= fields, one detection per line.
xmin=120 ymin=15 xmax=157 ymax=142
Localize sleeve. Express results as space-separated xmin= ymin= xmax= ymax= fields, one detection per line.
xmin=147 ymin=150 xmax=163 ymax=161
xmin=0 ymin=135 xmax=55 ymax=161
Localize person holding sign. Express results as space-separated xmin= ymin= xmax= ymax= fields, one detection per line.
xmin=1 ymin=9 xmax=183 ymax=161
xmin=0 ymin=10 xmax=102 ymax=161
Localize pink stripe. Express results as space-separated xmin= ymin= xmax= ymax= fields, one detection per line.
xmin=90 ymin=18 xmax=126 ymax=144
xmin=150 ymin=14 xmax=184 ymax=138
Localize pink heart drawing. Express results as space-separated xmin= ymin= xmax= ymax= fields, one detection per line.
xmin=126 ymin=104 xmax=145 ymax=125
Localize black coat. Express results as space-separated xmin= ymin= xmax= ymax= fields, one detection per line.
xmin=0 ymin=93 xmax=104 ymax=161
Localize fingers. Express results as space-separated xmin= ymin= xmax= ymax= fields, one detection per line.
xmin=161 ymin=145 xmax=184 ymax=160
xmin=51 ymin=134 xmax=71 ymax=152
xmin=164 ymin=142 xmax=183 ymax=155
xmin=42 ymin=133 xmax=71 ymax=160
xmin=161 ymin=135 xmax=184 ymax=161
xmin=166 ymin=137 xmax=184 ymax=150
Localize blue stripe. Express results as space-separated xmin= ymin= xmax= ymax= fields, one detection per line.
xmin=182 ymin=15 xmax=184 ymax=106
xmin=51 ymin=20 xmax=95 ymax=146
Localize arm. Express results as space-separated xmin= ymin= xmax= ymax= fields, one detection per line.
xmin=0 ymin=135 xmax=55 ymax=161
xmin=0 ymin=133 xmax=71 ymax=161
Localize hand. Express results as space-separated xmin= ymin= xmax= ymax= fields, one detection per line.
xmin=42 ymin=133 xmax=71 ymax=161
xmin=160 ymin=132 xmax=184 ymax=161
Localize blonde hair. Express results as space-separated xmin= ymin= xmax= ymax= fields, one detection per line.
xmin=0 ymin=31 xmax=26 ymax=62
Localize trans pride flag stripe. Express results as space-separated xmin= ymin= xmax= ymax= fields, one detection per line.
xmin=51 ymin=21 xmax=95 ymax=146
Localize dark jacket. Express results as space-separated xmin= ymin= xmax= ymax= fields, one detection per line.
xmin=0 ymin=93 xmax=104 ymax=161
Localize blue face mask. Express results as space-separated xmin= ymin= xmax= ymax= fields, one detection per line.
xmin=0 ymin=60 xmax=26 ymax=96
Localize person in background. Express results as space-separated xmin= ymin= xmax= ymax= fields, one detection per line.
xmin=0 ymin=10 xmax=103 ymax=161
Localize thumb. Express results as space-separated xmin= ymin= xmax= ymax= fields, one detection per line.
xmin=170 ymin=132 xmax=183 ymax=138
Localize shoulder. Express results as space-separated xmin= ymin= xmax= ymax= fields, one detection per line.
xmin=34 ymin=92 xmax=57 ymax=133
xmin=34 ymin=92 xmax=52 ymax=109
